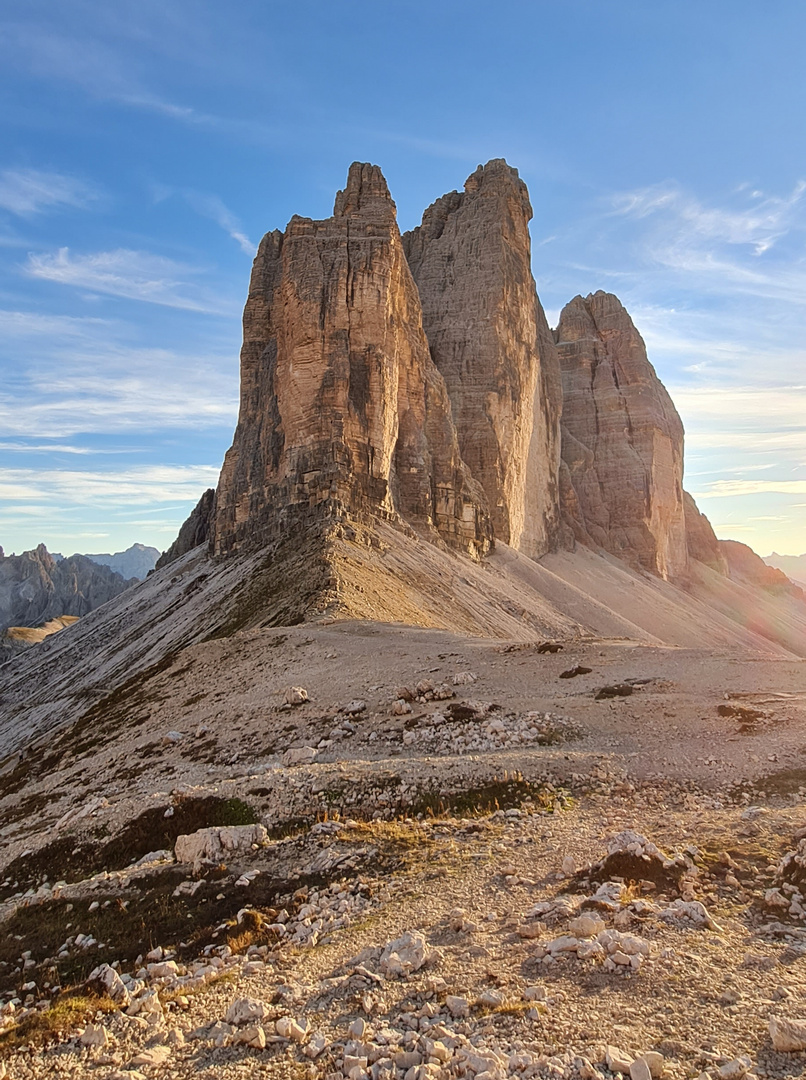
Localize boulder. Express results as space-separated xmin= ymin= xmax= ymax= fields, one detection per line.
xmin=174 ymin=824 xmax=268 ymax=866
xmin=770 ymin=1015 xmax=806 ymax=1052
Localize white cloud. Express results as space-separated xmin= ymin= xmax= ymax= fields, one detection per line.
xmin=0 ymin=308 xmax=239 ymax=435
xmin=612 ymin=179 xmax=806 ymax=255
xmin=182 ymin=192 xmax=255 ymax=255
xmin=0 ymin=442 xmax=94 ymax=454
xmin=671 ymin=385 xmax=806 ymax=428
xmin=25 ymin=247 xmax=237 ymax=313
xmin=694 ymin=479 xmax=806 ymax=499
xmin=0 ymin=465 xmax=220 ymax=506
xmin=0 ymin=309 xmax=113 ymax=337
xmin=0 ymin=168 xmax=99 ymax=217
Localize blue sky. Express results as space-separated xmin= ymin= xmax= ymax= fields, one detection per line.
xmin=1 ymin=0 xmax=804 ymax=557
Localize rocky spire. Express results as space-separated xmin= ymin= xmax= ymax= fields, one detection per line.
xmin=556 ymin=291 xmax=688 ymax=580
xmin=403 ymin=159 xmax=562 ymax=558
xmin=212 ymin=162 xmax=492 ymax=559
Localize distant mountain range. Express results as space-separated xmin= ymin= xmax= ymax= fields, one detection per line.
xmin=80 ymin=543 xmax=160 ymax=581
xmin=764 ymin=552 xmax=806 ymax=589
xmin=0 ymin=543 xmax=160 ymax=652
xmin=0 ymin=544 xmax=138 ymax=638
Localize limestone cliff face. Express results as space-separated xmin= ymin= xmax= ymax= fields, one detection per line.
xmin=212 ymin=163 xmax=491 ymax=559
xmin=556 ymin=292 xmax=688 ymax=580
xmin=403 ymin=160 xmax=562 ymax=558
xmin=683 ymin=491 xmax=728 ymax=574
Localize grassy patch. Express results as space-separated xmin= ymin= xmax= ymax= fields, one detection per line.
xmin=0 ymin=991 xmax=116 ymax=1052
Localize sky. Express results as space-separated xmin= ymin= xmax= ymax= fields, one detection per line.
xmin=0 ymin=0 xmax=804 ymax=559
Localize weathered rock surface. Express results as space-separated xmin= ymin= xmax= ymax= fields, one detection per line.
xmin=556 ymin=292 xmax=688 ymax=580
xmin=0 ymin=544 xmax=136 ymax=634
xmin=174 ymin=824 xmax=268 ymax=867
xmin=683 ymin=491 xmax=728 ymax=573
xmin=212 ymin=162 xmax=491 ymax=559
xmin=403 ymin=159 xmax=561 ymax=557
xmin=156 ymin=489 xmax=216 ymax=570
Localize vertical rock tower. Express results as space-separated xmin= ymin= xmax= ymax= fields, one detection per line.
xmin=213 ymin=163 xmax=492 ymax=559
xmin=556 ymin=292 xmax=688 ymax=580
xmin=403 ymin=160 xmax=562 ymax=559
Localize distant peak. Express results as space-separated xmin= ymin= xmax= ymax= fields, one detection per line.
xmin=333 ymin=162 xmax=396 ymax=221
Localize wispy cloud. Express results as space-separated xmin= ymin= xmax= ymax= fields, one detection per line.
xmin=0 ymin=465 xmax=220 ymax=506
xmin=694 ymin=479 xmax=806 ymax=499
xmin=0 ymin=167 xmax=100 ymax=217
xmin=151 ymin=185 xmax=255 ymax=254
xmin=613 ymin=180 xmax=806 ymax=256
xmin=0 ymin=307 xmax=239 ymax=436
xmin=25 ymin=247 xmax=236 ymax=313
xmin=0 ymin=442 xmax=94 ymax=454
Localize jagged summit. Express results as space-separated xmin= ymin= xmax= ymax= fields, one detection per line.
xmin=212 ymin=161 xmax=492 ymax=560
xmin=333 ymin=161 xmax=396 ymax=220
xmin=4 ymin=158 xmax=806 ymax=761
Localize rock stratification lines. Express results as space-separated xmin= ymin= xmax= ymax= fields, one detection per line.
xmin=556 ymin=291 xmax=688 ymax=580
xmin=403 ymin=159 xmax=562 ymax=559
xmin=213 ymin=162 xmax=492 ymax=560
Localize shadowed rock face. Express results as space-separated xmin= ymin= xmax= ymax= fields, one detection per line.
xmin=213 ymin=162 xmax=492 ymax=559
xmin=403 ymin=159 xmax=562 ymax=558
xmin=556 ymin=291 xmax=688 ymax=580
xmin=156 ymin=489 xmax=216 ymax=570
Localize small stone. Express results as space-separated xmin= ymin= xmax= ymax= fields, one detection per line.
xmin=284 ymin=686 xmax=309 ymax=705
xmin=392 ymin=699 xmax=412 ymax=715
xmin=225 ymin=997 xmax=269 ymax=1026
xmin=562 ymin=855 xmax=577 ymax=875
xmin=80 ymin=1023 xmax=109 ymax=1047
xmin=606 ymin=1047 xmax=634 ymax=1075
xmin=130 ymin=1046 xmax=171 ymax=1066
xmin=718 ymin=1058 xmax=752 ymax=1080
xmin=282 ymin=745 xmax=317 ymax=766
xmin=642 ymin=1052 xmax=665 ymax=1079
xmin=446 ymin=995 xmax=470 ymax=1017
xmin=276 ymin=1016 xmax=308 ymax=1042
xmin=234 ymin=1023 xmax=266 ymax=1049
xmin=630 ymin=1059 xmax=652 ymax=1080
xmin=569 ymin=915 xmax=605 ymax=938
xmin=349 ymin=1017 xmax=366 ymax=1038
xmin=379 ymin=930 xmax=433 ymax=978
xmin=770 ymin=1015 xmax=806 ymax=1051
xmin=305 ymin=1032 xmax=328 ymax=1058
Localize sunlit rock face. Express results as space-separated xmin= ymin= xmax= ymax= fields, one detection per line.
xmin=683 ymin=491 xmax=728 ymax=574
xmin=212 ymin=162 xmax=492 ymax=559
xmin=556 ymin=291 xmax=688 ymax=580
xmin=403 ymin=159 xmax=562 ymax=558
